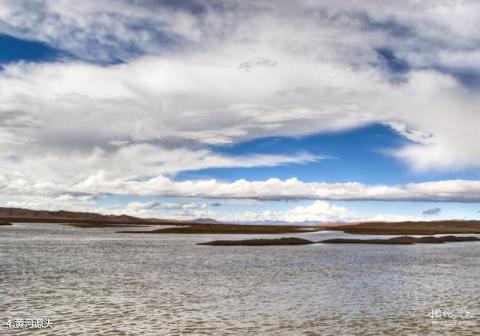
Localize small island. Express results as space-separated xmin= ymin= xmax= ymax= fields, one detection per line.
xmin=198 ymin=235 xmax=480 ymax=246
xmin=198 ymin=237 xmax=315 ymax=246
xmin=328 ymin=220 xmax=480 ymax=235
xmin=320 ymin=235 xmax=480 ymax=244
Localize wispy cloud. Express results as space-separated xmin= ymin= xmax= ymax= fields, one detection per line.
xmin=422 ymin=207 xmax=442 ymax=216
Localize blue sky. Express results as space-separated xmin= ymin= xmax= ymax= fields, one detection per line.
xmin=0 ymin=33 xmax=66 ymax=64
xmin=179 ymin=124 xmax=480 ymax=185
xmin=1 ymin=1 xmax=480 ymax=222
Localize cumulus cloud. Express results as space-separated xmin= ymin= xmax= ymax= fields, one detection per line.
xmin=3 ymin=173 xmax=480 ymax=203
xmin=221 ymin=206 xmax=433 ymax=224
xmin=157 ymin=200 xmax=433 ymax=223
xmin=221 ymin=200 xmax=349 ymax=223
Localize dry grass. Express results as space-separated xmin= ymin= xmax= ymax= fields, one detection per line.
xmin=0 ymin=219 xmax=12 ymax=225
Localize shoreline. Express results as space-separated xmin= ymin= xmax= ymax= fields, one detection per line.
xmin=118 ymin=224 xmax=320 ymax=234
xmin=2 ymin=207 xmax=480 ymax=236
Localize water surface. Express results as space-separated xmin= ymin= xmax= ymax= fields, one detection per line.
xmin=1 ymin=223 xmax=479 ymax=335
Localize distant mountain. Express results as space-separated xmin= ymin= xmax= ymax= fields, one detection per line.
xmin=0 ymin=207 xmax=231 ymax=227
xmin=193 ymin=218 xmax=222 ymax=224
xmin=230 ymin=220 xmax=325 ymax=226
xmin=0 ymin=207 xmax=148 ymax=224
xmin=0 ymin=208 xmax=319 ymax=226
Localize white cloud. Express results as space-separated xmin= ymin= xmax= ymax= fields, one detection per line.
xmin=221 ymin=200 xmax=350 ymax=223
xmin=124 ymin=200 xmax=212 ymax=218
xmin=0 ymin=192 xmax=457 ymax=223
xmin=2 ymin=1 xmax=480 ymax=70
xmin=3 ymin=194 xmax=98 ymax=213
xmin=80 ymin=176 xmax=480 ymax=202
xmin=3 ymin=173 xmax=480 ymax=203
xmin=219 ymin=202 xmax=436 ymax=224
xmin=1 ymin=48 xmax=479 ymax=181
xmin=127 ymin=200 xmax=206 ymax=211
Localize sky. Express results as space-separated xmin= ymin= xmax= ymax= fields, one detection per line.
xmin=1 ymin=0 xmax=480 ymax=223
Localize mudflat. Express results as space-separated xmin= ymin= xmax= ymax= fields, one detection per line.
xmin=119 ymin=224 xmax=320 ymax=234
xmin=198 ymin=237 xmax=315 ymax=246
xmin=320 ymin=235 xmax=480 ymax=245
xmin=326 ymin=220 xmax=480 ymax=235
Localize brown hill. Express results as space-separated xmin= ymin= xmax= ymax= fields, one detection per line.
xmin=0 ymin=207 xmax=152 ymax=226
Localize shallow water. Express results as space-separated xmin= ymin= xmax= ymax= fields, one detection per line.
xmin=1 ymin=223 xmax=479 ymax=335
